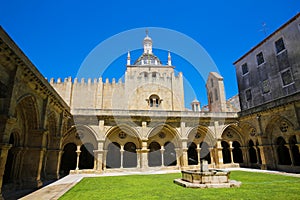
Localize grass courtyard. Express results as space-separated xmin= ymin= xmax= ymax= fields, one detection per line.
xmin=59 ymin=171 xmax=300 ymax=200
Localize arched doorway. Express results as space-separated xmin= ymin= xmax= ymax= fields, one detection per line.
xmin=248 ymin=140 xmax=257 ymax=164
xmin=276 ymin=137 xmax=291 ymax=165
xmin=289 ymin=136 xmax=300 ymax=166
xmin=148 ymin=142 xmax=161 ymax=167
xmin=79 ymin=143 xmax=94 ymax=169
xmin=232 ymin=141 xmax=243 ymax=163
xmin=187 ymin=142 xmax=198 ymax=165
xmin=106 ymin=142 xmax=121 ymax=168
xmin=163 ymin=142 xmax=177 ymax=166
xmin=60 ymin=143 xmax=77 ymax=176
xmin=123 ymin=142 xmax=137 ymax=168
xmin=200 ymin=142 xmax=211 ymax=164
xmin=222 ymin=141 xmax=231 ymax=164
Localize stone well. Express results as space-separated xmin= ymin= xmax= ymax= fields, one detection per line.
xmin=174 ymin=161 xmax=241 ymax=188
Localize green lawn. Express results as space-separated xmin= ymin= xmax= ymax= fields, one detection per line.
xmin=59 ymin=171 xmax=300 ymax=200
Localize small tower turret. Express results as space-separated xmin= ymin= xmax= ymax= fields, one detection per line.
xmin=191 ymin=98 xmax=201 ymax=112
xmin=168 ymin=51 xmax=172 ymax=66
xmin=127 ymin=51 xmax=131 ymax=65
xmin=143 ymin=29 xmax=153 ymax=54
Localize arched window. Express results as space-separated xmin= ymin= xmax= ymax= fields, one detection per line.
xmin=79 ymin=143 xmax=94 ymax=169
xmin=187 ymin=142 xmax=198 ymax=165
xmin=148 ymin=94 xmax=161 ymax=107
xmin=214 ymin=88 xmax=218 ymax=101
xmin=248 ymin=140 xmax=257 ymax=164
xmin=232 ymin=141 xmax=243 ymax=163
xmin=221 ymin=141 xmax=231 ymax=164
xmin=106 ymin=142 xmax=121 ymax=168
xmin=123 ymin=142 xmax=137 ymax=168
xmin=60 ymin=143 xmax=77 ymax=176
xmin=276 ymin=137 xmax=291 ymax=165
xmin=164 ymin=142 xmax=177 ymax=166
xmin=200 ymin=142 xmax=211 ymax=164
xmin=148 ymin=142 xmax=162 ymax=167
xmin=289 ymin=135 xmax=300 ymax=166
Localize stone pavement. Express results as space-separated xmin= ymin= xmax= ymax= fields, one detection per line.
xmin=19 ymin=168 xmax=300 ymax=200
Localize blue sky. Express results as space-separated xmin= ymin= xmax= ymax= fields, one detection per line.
xmin=0 ymin=1 xmax=299 ymax=108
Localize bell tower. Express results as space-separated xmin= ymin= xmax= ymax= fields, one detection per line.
xmin=143 ymin=30 xmax=153 ymax=54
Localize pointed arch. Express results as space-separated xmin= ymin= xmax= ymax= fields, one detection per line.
xmin=104 ymin=124 xmax=141 ymax=149
xmin=147 ymin=123 xmax=181 ymax=147
xmin=265 ymin=115 xmax=295 ymax=143
xmin=221 ymin=124 xmax=244 ymax=146
xmin=16 ymin=94 xmax=40 ymax=131
xmin=186 ymin=125 xmax=216 ymax=147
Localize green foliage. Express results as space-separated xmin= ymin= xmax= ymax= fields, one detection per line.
xmin=59 ymin=171 xmax=300 ymax=200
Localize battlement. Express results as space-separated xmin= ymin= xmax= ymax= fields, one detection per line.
xmin=49 ymin=76 xmax=125 ymax=86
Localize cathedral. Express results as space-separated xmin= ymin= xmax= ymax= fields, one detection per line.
xmin=0 ymin=13 xmax=300 ymax=198
xmin=50 ymin=32 xmax=240 ymax=174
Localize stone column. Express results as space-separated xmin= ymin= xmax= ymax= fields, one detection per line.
xmin=216 ymin=140 xmax=223 ymax=166
xmin=240 ymin=147 xmax=249 ymax=166
xmin=285 ymin=144 xmax=294 ymax=166
xmin=197 ymin=144 xmax=201 ymax=166
xmin=94 ymin=150 xmax=104 ymax=171
xmin=0 ymin=144 xmax=12 ymax=199
xmin=120 ymin=145 xmax=124 ymax=169
xmin=229 ymin=141 xmax=234 ymax=164
xmin=181 ymin=139 xmax=188 ymax=167
xmin=36 ymin=147 xmax=46 ymax=186
xmin=56 ymin=150 xmax=63 ymax=179
xmin=75 ymin=145 xmax=81 ymax=170
xmin=103 ymin=150 xmax=107 ymax=170
xmin=209 ymin=147 xmax=215 ymax=166
xmin=160 ymin=146 xmax=165 ymax=167
xmin=140 ymin=140 xmax=149 ymax=169
xmin=94 ymin=140 xmax=104 ymax=172
xmin=136 ymin=149 xmax=141 ymax=168
xmin=257 ymin=145 xmax=270 ymax=170
xmin=175 ymin=148 xmax=181 ymax=167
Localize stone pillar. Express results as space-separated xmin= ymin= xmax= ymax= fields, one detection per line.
xmin=136 ymin=149 xmax=141 ymax=168
xmin=181 ymin=139 xmax=188 ymax=167
xmin=103 ymin=150 xmax=107 ymax=170
xmin=0 ymin=144 xmax=12 ymax=199
xmin=160 ymin=146 xmax=165 ymax=167
xmin=36 ymin=147 xmax=46 ymax=186
xmin=254 ymin=146 xmax=260 ymax=165
xmin=197 ymin=144 xmax=201 ymax=166
xmin=257 ymin=145 xmax=270 ymax=170
xmin=229 ymin=141 xmax=234 ymax=164
xmin=94 ymin=150 xmax=104 ymax=171
xmin=285 ymin=144 xmax=294 ymax=166
xmin=140 ymin=140 xmax=149 ymax=169
xmin=120 ymin=145 xmax=124 ymax=169
xmin=175 ymin=148 xmax=181 ymax=167
xmin=75 ymin=145 xmax=81 ymax=170
xmin=240 ymin=147 xmax=249 ymax=166
xmin=216 ymin=140 xmax=223 ymax=166
xmin=94 ymin=140 xmax=104 ymax=172
xmin=56 ymin=150 xmax=63 ymax=179
xmin=209 ymin=147 xmax=215 ymax=166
